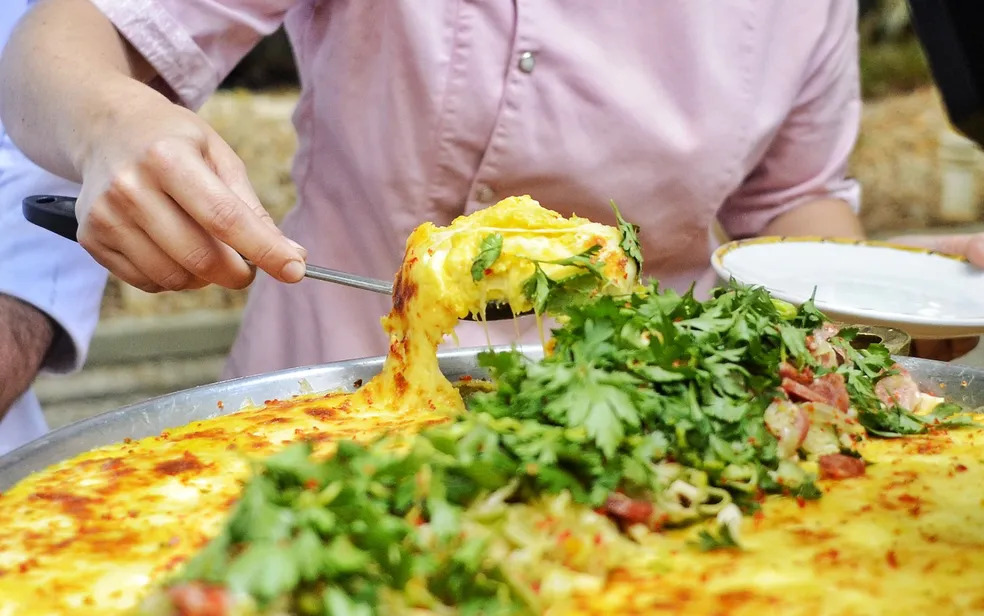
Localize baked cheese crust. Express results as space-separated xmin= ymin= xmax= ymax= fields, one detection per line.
xmin=0 ymin=195 xmax=980 ymax=615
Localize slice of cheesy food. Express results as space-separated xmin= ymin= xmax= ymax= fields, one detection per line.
xmin=362 ymin=194 xmax=639 ymax=416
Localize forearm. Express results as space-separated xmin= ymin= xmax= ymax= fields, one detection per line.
xmin=0 ymin=294 xmax=55 ymax=417
xmin=759 ymin=198 xmax=865 ymax=239
xmin=0 ymin=0 xmax=159 ymax=181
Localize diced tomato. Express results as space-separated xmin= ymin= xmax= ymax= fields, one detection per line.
xmin=812 ymin=373 xmax=850 ymax=412
xmin=166 ymin=583 xmax=232 ymax=616
xmin=779 ymin=362 xmax=814 ymax=385
xmin=604 ymin=492 xmax=655 ymax=526
xmin=818 ymin=454 xmax=866 ymax=480
xmin=781 ymin=373 xmax=850 ymax=412
xmin=886 ymin=550 xmax=899 ymax=568
xmin=782 ymin=378 xmax=822 ymax=404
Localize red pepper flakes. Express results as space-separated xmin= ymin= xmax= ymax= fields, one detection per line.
xmin=956 ymin=464 xmax=968 ymax=472
xmin=594 ymin=533 xmax=603 ymax=546
xmin=123 ymin=438 xmax=133 ymax=444
xmin=796 ymin=496 xmax=806 ymax=508
xmin=217 ymin=401 xmax=225 ymax=410
xmin=459 ymin=375 xmax=473 ymax=382
xmin=531 ymin=581 xmax=541 ymax=594
xmin=304 ymin=479 xmax=319 ymax=490
xmin=886 ymin=550 xmax=899 ymax=568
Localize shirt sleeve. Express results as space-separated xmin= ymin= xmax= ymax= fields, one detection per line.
xmin=89 ymin=0 xmax=301 ymax=110
xmin=0 ymin=137 xmax=108 ymax=374
xmin=716 ymin=2 xmax=862 ymax=240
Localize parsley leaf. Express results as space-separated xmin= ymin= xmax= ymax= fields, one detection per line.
xmin=860 ymin=401 xmax=975 ymax=437
xmin=471 ymin=232 xmax=504 ymax=281
xmin=520 ymin=247 xmax=607 ymax=314
xmin=531 ymin=245 xmax=605 ymax=279
xmin=690 ymin=525 xmax=741 ymax=552
xmin=609 ymin=200 xmax=643 ymax=269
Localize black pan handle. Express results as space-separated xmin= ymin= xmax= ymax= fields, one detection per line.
xmin=23 ymin=195 xmax=81 ymax=242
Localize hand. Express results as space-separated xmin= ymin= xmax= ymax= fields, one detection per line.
xmin=889 ymin=232 xmax=984 ymax=362
xmin=74 ymin=83 xmax=307 ymax=293
xmin=888 ymin=232 xmax=984 ymax=268
xmin=0 ymin=294 xmax=54 ymax=416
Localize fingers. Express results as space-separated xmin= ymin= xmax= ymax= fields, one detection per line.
xmin=78 ymin=198 xmax=215 ymax=292
xmin=964 ymin=235 xmax=984 ymax=268
xmin=154 ymin=138 xmax=306 ymax=283
xmin=76 ymin=116 xmax=307 ymax=293
xmin=893 ymin=233 xmax=984 ymax=268
xmin=117 ymin=176 xmax=256 ymax=289
xmin=205 ymin=134 xmax=309 ymax=261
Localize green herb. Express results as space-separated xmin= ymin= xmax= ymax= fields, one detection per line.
xmin=531 ymin=245 xmax=605 ymax=279
xmin=690 ymin=525 xmax=741 ymax=552
xmin=168 ymin=278 xmax=969 ymax=614
xmin=470 ymin=233 xmax=504 ymax=281
xmin=859 ymin=401 xmax=975 ymax=437
xmin=609 ymin=200 xmax=643 ymax=269
xmin=520 ymin=251 xmax=605 ymax=315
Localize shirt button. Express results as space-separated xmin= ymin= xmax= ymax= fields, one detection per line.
xmin=518 ymin=51 xmax=536 ymax=74
xmin=475 ymin=184 xmax=497 ymax=204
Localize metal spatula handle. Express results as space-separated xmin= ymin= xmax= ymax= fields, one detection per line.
xmin=22 ymin=194 xmax=396 ymax=296
xmin=295 ymin=264 xmax=392 ymax=294
xmin=22 ymin=194 xmax=527 ymax=321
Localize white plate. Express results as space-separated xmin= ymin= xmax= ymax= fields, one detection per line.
xmin=711 ymin=237 xmax=984 ymax=339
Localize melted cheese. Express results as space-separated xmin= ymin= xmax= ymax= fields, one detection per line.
xmin=575 ymin=426 xmax=984 ymax=615
xmin=361 ymin=195 xmax=638 ymax=417
xmin=0 ymin=195 xmax=638 ymax=615
xmin=0 ymin=195 xmax=981 ymax=615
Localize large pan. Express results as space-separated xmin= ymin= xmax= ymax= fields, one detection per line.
xmin=1 ymin=345 xmax=982 ymax=491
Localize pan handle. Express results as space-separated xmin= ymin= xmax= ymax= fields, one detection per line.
xmin=23 ymin=195 xmax=80 ymax=242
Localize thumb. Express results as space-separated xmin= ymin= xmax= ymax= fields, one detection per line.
xmin=890 ymin=233 xmax=984 ymax=268
xmin=964 ymin=235 xmax=984 ymax=268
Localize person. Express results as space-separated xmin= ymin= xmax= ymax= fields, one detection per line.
xmin=0 ymin=0 xmax=980 ymax=383
xmin=0 ymin=0 xmax=108 ymax=454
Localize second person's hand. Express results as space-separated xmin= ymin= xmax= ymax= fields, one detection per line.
xmin=74 ymin=85 xmax=306 ymax=293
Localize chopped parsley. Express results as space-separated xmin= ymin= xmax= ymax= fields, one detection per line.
xmin=691 ymin=525 xmax=741 ymax=552
xmin=470 ymin=233 xmax=504 ymax=281
xmin=609 ymin=200 xmax=643 ymax=270
xmin=166 ymin=275 xmax=972 ymax=614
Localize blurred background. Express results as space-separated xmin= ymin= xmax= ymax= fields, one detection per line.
xmin=34 ymin=0 xmax=984 ymax=427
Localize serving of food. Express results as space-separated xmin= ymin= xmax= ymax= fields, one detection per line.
xmin=0 ymin=196 xmax=982 ymax=615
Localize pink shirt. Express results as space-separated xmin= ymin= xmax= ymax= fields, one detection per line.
xmin=93 ymin=0 xmax=861 ymax=379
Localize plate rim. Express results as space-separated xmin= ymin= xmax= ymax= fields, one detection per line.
xmin=710 ymin=236 xmax=984 ymax=329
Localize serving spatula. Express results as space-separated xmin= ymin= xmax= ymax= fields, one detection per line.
xmin=22 ymin=194 xmax=520 ymax=321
